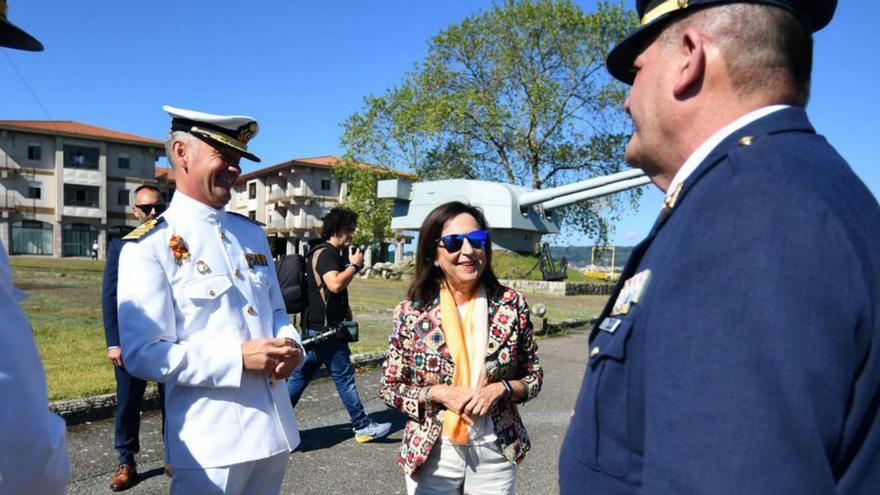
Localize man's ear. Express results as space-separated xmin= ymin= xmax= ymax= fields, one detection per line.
xmin=171 ymin=139 xmax=189 ymax=173
xmin=673 ymin=27 xmax=706 ymax=96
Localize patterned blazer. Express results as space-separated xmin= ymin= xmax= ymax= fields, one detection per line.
xmin=380 ymin=285 xmax=543 ymax=475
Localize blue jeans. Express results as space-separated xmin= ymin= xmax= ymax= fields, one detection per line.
xmin=287 ymin=329 xmax=369 ymax=430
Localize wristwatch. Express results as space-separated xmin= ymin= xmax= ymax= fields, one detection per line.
xmin=346 ymin=263 xmax=363 ymax=273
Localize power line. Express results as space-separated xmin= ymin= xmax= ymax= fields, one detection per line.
xmin=2 ymin=47 xmax=59 ymax=131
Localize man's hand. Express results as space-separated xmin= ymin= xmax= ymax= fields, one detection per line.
xmin=271 ymin=340 xmax=303 ymax=380
xmin=241 ymin=338 xmax=299 ymax=374
xmin=107 ymin=347 xmax=124 ymax=367
xmin=348 ymin=246 xmax=364 ymax=267
xmin=462 ymin=382 xmax=506 ymax=417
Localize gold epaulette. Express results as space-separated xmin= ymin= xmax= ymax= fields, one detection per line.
xmin=122 ymin=217 xmax=165 ymax=241
xmin=228 ymin=211 xmax=266 ymax=227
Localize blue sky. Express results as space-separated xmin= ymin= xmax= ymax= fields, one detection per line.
xmin=3 ymin=1 xmax=876 ymax=246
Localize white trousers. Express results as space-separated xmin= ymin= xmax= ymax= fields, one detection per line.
xmin=170 ymin=451 xmax=288 ymax=495
xmin=406 ymin=440 xmax=517 ymax=495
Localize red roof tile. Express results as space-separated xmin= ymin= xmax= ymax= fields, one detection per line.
xmin=155 ymin=167 xmax=175 ymax=182
xmin=0 ymin=120 xmax=165 ymax=148
xmin=236 ymin=155 xmax=411 ymax=184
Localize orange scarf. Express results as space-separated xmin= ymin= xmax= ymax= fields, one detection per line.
xmin=439 ymin=283 xmax=476 ymax=444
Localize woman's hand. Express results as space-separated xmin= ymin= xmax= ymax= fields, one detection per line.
xmin=462 ymin=382 xmax=506 ymax=417
xmin=431 ymin=385 xmax=476 ymax=425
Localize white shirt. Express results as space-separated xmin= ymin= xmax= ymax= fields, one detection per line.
xmin=0 ymin=241 xmax=70 ymax=494
xmin=455 ymin=286 xmax=496 ymax=445
xmin=665 ymin=105 xmax=789 ymax=202
xmin=117 ymin=191 xmax=303 ymax=468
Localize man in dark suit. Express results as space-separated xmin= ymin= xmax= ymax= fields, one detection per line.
xmin=560 ymin=1 xmax=880 ymax=493
xmin=103 ymin=184 xmax=168 ymax=491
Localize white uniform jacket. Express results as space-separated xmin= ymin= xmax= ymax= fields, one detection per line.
xmin=117 ymin=192 xmax=302 ymax=469
xmin=0 ymin=241 xmax=70 ymax=494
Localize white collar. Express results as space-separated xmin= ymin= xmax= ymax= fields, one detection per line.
xmin=168 ymin=191 xmax=224 ymax=222
xmin=664 ymin=105 xmax=789 ymax=203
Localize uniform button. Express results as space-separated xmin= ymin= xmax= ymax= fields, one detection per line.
xmin=590 ymin=346 xmax=600 ymax=357
xmin=246 ymin=306 xmax=257 ymax=316
xmin=208 ymin=289 xmax=216 ymax=297
xmin=269 ymin=380 xmax=276 ymax=388
xmin=234 ymin=268 xmax=242 ymax=278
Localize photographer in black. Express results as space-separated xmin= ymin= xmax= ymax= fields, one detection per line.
xmin=286 ymin=207 xmax=391 ymax=443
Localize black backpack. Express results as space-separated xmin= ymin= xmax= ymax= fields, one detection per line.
xmin=275 ymin=254 xmax=308 ymax=314
xmin=274 ymin=243 xmax=332 ymax=315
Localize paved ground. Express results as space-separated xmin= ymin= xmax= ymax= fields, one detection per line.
xmin=66 ymin=331 xmax=588 ymax=494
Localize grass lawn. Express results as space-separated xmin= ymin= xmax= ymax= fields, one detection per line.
xmin=11 ymin=256 xmax=607 ymax=401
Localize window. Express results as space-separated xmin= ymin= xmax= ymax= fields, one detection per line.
xmin=118 ymin=189 xmax=129 ymax=206
xmin=27 ymin=143 xmax=41 ymax=161
xmin=27 ymin=185 xmax=41 ymax=199
xmin=248 ymin=182 xmax=257 ymax=199
xmin=63 ymin=184 xmax=100 ymax=207
xmin=62 ymin=223 xmax=98 ymax=257
xmin=321 ymin=179 xmax=331 ymax=191
xmin=248 ymin=211 xmax=256 ymax=220
xmin=118 ymin=153 xmax=130 ymax=169
xmin=10 ymin=220 xmax=53 ymax=255
xmin=63 ymin=144 xmax=100 ymax=169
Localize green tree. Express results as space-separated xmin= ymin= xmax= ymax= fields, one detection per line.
xmin=340 ymin=0 xmax=640 ymax=240
xmin=333 ymin=159 xmax=398 ymax=248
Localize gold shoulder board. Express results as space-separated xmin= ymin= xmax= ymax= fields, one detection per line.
xmin=122 ymin=217 xmax=165 ymax=241
xmin=228 ymin=211 xmax=266 ymax=227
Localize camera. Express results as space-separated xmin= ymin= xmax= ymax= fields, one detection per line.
xmin=301 ymin=321 xmax=359 ymax=351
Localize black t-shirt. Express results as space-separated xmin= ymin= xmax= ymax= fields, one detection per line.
xmin=306 ymin=245 xmax=350 ymax=329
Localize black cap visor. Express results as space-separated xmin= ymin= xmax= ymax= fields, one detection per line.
xmin=606 ymin=11 xmax=680 ymax=85
xmin=0 ymin=17 xmax=43 ymax=51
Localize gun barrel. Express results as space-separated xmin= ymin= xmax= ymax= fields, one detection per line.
xmin=541 ymin=175 xmax=652 ymax=210
xmin=518 ymin=168 xmax=646 ymax=208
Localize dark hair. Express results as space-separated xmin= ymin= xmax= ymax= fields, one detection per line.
xmin=134 ymin=183 xmax=161 ymax=196
xmin=406 ymin=201 xmax=500 ymax=306
xmin=321 ymin=207 xmax=358 ymax=240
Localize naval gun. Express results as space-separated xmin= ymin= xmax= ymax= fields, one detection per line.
xmin=377 ymin=168 xmax=651 ymax=256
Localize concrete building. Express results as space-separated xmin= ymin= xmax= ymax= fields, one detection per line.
xmin=0 ymin=120 xmax=166 ymax=257
xmin=229 ymin=155 xmax=407 ymax=263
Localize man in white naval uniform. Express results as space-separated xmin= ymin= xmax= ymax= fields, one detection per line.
xmin=117 ymin=106 xmax=303 ymax=494
xmin=0 ymin=3 xmax=70 ymax=494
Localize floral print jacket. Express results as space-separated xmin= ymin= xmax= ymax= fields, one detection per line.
xmin=380 ymin=285 xmax=543 ymax=475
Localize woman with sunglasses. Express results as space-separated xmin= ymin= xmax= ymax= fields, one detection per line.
xmin=381 ymin=201 xmax=543 ymax=494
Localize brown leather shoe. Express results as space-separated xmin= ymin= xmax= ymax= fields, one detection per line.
xmin=109 ymin=464 xmax=137 ymax=491
xmin=163 ymin=463 xmax=172 ymax=477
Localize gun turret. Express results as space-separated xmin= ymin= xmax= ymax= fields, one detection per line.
xmin=377 ymin=169 xmax=650 ymax=253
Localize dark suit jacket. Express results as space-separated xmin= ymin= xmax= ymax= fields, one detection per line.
xmin=102 ymin=238 xmax=125 ymax=348
xmin=560 ymin=107 xmax=880 ymax=494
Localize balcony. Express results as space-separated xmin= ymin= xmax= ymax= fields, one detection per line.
xmin=265 ymin=216 xmax=322 ymax=236
xmin=266 ymin=187 xmax=339 ymax=207
xmin=63 ymin=205 xmax=102 ymax=218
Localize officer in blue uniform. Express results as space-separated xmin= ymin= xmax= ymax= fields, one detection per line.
xmin=559 ymin=1 xmax=880 ymax=493
xmin=102 ymin=183 xmax=168 ymax=491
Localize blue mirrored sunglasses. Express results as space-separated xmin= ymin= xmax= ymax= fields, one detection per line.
xmin=437 ymin=230 xmax=489 ymax=252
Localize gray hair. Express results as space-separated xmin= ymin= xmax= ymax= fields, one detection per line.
xmin=660 ymin=3 xmax=812 ymax=106
xmin=164 ymin=131 xmax=200 ymax=168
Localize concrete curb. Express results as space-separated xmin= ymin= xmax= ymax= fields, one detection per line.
xmin=50 ymin=324 xmax=591 ymax=426
xmin=50 ymin=351 xmax=389 ymax=427
xmin=535 ymin=317 xmax=595 ymax=336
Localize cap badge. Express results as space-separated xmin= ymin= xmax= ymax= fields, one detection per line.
xmin=238 ymin=122 xmax=257 ymax=145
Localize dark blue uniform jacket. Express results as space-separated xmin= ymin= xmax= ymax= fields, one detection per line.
xmin=560 ymin=107 xmax=880 ymax=494
xmin=102 ymin=238 xmax=125 ymax=348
